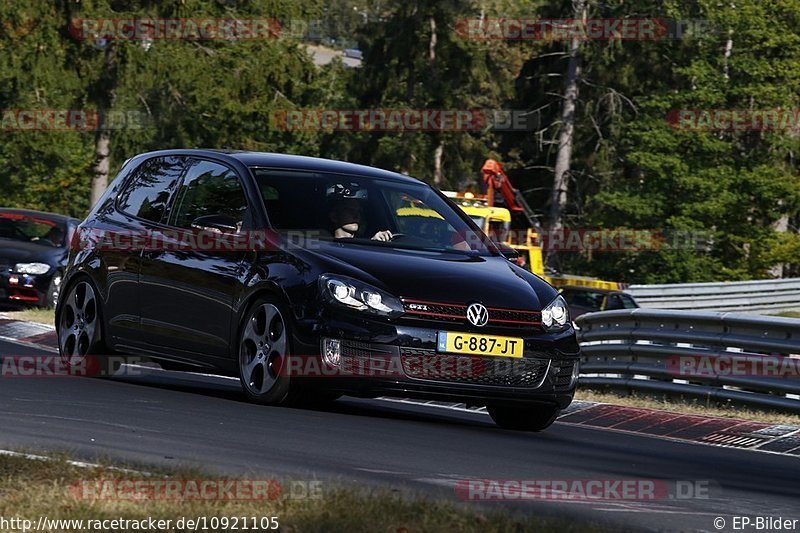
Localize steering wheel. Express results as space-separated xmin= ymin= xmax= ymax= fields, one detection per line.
xmin=389 ymin=232 xmax=406 ymax=241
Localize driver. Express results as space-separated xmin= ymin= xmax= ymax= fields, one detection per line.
xmin=41 ymin=225 xmax=64 ymax=246
xmin=327 ymin=183 xmax=393 ymax=241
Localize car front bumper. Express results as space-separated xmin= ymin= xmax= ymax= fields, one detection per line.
xmin=0 ymin=271 xmax=51 ymax=307
xmin=291 ymin=314 xmax=580 ymax=409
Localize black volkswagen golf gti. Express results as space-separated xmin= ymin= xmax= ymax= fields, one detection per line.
xmin=57 ymin=150 xmax=580 ymax=431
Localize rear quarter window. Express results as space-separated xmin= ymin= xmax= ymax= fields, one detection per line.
xmin=117 ymin=156 xmax=187 ymax=223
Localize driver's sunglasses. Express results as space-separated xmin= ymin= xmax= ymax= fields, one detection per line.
xmin=339 ymin=205 xmax=363 ymax=217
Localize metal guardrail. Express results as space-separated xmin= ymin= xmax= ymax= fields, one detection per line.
xmin=574 ymin=309 xmax=800 ymax=412
xmin=626 ymin=278 xmax=800 ymax=313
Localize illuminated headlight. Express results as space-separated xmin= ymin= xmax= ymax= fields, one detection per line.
xmin=14 ymin=263 xmax=50 ymax=275
xmin=320 ymin=274 xmax=403 ymax=317
xmin=541 ymin=294 xmax=570 ymax=332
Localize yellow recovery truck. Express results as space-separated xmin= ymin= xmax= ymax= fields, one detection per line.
xmin=442 ymin=159 xmax=623 ymax=291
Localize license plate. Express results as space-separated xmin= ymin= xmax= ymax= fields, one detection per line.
xmin=437 ymin=331 xmax=524 ymax=358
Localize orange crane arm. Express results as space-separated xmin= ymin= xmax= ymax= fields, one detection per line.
xmin=481 ymin=159 xmax=542 ymax=232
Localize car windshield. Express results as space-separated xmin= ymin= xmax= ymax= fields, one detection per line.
xmin=252 ymin=169 xmax=496 ymax=256
xmin=0 ymin=213 xmax=66 ymax=247
xmin=470 ymin=216 xmax=485 ymax=228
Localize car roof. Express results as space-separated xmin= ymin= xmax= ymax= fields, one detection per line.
xmin=0 ymin=207 xmax=79 ymax=224
xmin=134 ymin=149 xmax=425 ymax=185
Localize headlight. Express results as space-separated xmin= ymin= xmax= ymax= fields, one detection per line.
xmin=541 ymin=294 xmax=570 ymax=332
xmin=14 ymin=263 xmax=50 ymax=275
xmin=319 ymin=274 xmax=403 ymax=317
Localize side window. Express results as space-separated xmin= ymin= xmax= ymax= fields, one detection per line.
xmin=621 ymin=294 xmax=638 ymax=309
xmin=117 ymin=156 xmax=186 ymax=223
xmin=169 ymin=159 xmax=248 ymax=230
xmin=605 ymin=294 xmax=624 ymax=310
xmin=561 ymin=290 xmax=577 ymax=306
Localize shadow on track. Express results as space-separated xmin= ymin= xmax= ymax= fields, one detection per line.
xmin=111 ymin=363 xmax=495 ymax=430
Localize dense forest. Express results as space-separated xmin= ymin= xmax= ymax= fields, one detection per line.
xmin=1 ymin=0 xmax=798 ymax=283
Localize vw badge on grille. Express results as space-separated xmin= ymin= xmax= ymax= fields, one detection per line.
xmin=466 ymin=303 xmax=489 ymax=327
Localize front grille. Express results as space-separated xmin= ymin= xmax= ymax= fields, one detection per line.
xmin=339 ymin=340 xmax=398 ymax=376
xmin=402 ymin=301 xmax=466 ymax=323
xmin=401 ymin=298 xmax=541 ymax=329
xmin=400 ymin=348 xmax=550 ymax=388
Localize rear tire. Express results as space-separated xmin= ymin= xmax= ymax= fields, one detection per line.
xmin=488 ymin=404 xmax=560 ymax=432
xmin=56 ymin=278 xmax=119 ymax=378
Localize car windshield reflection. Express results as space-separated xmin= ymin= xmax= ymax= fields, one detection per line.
xmin=0 ymin=213 xmax=66 ymax=247
xmin=252 ymin=168 xmax=495 ymax=256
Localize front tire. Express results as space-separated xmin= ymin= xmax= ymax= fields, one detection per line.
xmin=42 ymin=271 xmax=62 ymax=308
xmin=238 ymin=297 xmax=294 ymax=405
xmin=488 ymin=404 xmax=561 ymax=432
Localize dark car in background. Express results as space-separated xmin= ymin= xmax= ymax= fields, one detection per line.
xmin=0 ymin=208 xmax=79 ymax=308
xmin=58 ymin=150 xmax=581 ymax=431
xmin=560 ymin=286 xmax=639 ymax=319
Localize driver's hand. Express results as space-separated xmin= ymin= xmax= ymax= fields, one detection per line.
xmin=371 ymin=230 xmax=393 ymax=241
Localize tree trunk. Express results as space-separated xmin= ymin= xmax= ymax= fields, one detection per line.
xmin=90 ymin=125 xmax=111 ymax=207
xmin=89 ymin=43 xmax=118 ymax=207
xmin=769 ymin=214 xmax=789 ymax=278
xmin=429 ymin=15 xmax=437 ymax=62
xmin=546 ymin=0 xmax=586 ymax=271
xmin=722 ymin=29 xmax=733 ymax=81
xmin=429 ymin=14 xmax=443 ymax=185
xmin=433 ymin=139 xmax=444 ymax=185
xmin=722 ymin=3 xmax=734 ymax=82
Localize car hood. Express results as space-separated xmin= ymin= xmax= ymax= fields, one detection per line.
xmin=0 ymin=238 xmax=64 ymax=265
xmin=298 ymin=241 xmax=557 ymax=310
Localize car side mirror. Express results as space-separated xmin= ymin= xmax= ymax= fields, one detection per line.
xmin=497 ymin=242 xmax=520 ymax=261
xmin=190 ymin=214 xmax=239 ymax=234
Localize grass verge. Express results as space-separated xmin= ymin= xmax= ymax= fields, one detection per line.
xmin=0 ymin=453 xmax=606 ymax=533
xmin=2 ymin=307 xmax=54 ymax=326
xmin=773 ymin=311 xmax=800 ymax=319
xmin=575 ymin=389 xmax=800 ymax=426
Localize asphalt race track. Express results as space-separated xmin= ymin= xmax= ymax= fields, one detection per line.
xmin=1 ymin=339 xmax=799 ymax=532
